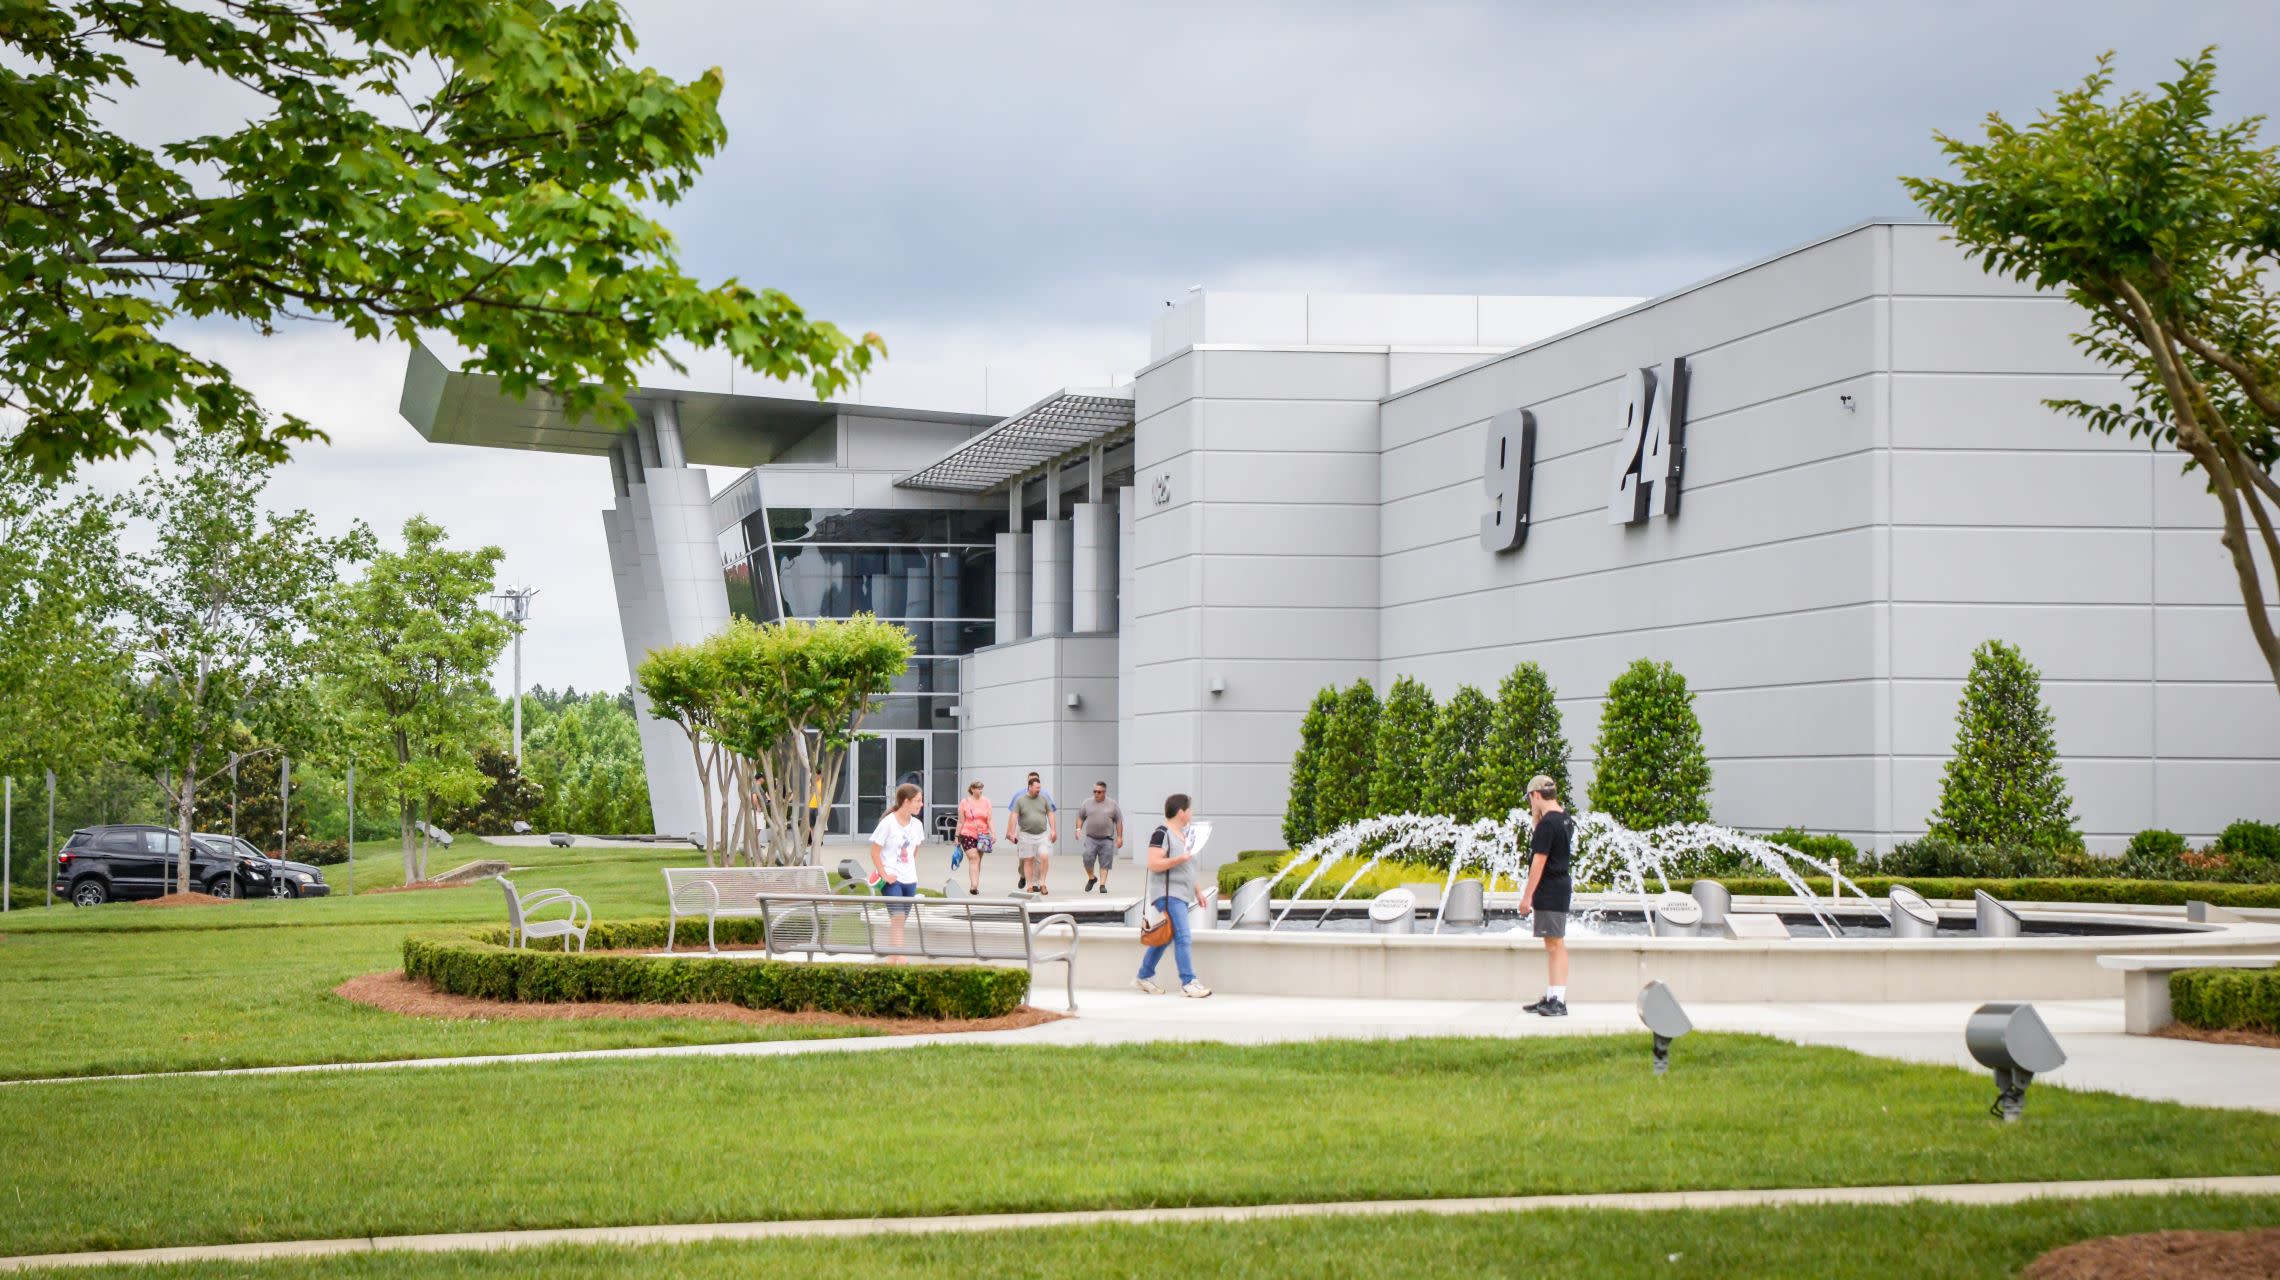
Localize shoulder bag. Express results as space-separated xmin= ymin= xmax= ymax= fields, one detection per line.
xmin=1139 ymin=834 xmax=1176 ymax=948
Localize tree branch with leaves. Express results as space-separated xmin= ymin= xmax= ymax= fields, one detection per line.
xmin=1904 ymin=49 xmax=2280 ymax=697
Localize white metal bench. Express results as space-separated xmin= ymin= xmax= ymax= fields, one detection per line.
xmin=663 ymin=866 xmax=831 ymax=952
xmin=750 ymin=890 xmax=1081 ymax=1011
xmin=2096 ymin=953 xmax=2280 ymax=1034
xmin=498 ymin=876 xmax=591 ymax=952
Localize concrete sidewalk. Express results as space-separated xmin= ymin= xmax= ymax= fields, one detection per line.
xmin=6 ymin=1175 xmax=2278 ymax=1273
xmin=9 ymin=989 xmax=2276 ymax=1113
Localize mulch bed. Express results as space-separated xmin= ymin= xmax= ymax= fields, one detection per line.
xmin=335 ymin=971 xmax=1064 ymax=1036
xmin=134 ymin=892 xmax=231 ymax=908
xmin=2155 ymin=1022 xmax=2280 ymax=1051
xmin=2025 ymin=1228 xmax=2280 ymax=1279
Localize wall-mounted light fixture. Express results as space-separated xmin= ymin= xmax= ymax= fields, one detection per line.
xmin=1064 ymin=692 xmax=1082 ymax=709
xmin=1208 ymin=675 xmax=1226 ymax=695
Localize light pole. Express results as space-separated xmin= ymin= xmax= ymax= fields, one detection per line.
xmin=492 ymin=586 xmax=538 ymax=768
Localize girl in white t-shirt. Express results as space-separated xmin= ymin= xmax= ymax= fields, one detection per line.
xmin=869 ymin=782 xmax=927 ymax=958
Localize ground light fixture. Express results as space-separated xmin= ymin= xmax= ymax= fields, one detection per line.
xmin=1965 ymin=1001 xmax=2066 ymax=1122
xmin=1637 ymin=980 xmax=1693 ymax=1076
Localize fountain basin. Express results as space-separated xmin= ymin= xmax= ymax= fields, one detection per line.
xmin=1047 ymin=897 xmax=2280 ymax=1004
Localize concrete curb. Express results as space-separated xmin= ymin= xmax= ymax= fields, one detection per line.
xmin=5 ymin=1176 xmax=2280 ymax=1272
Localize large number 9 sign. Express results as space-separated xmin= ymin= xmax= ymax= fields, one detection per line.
xmin=1478 ymin=407 xmax=1536 ymax=552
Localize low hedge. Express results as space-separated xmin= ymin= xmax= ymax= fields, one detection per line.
xmin=401 ymin=923 xmax=1030 ymax=1021
xmin=1681 ymin=876 xmax=2280 ymax=909
xmin=2171 ymin=968 xmax=2280 ymax=1035
xmin=1213 ymin=851 xmax=1517 ymax=900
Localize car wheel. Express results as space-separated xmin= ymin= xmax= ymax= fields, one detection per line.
xmin=71 ymin=879 xmax=109 ymax=907
xmin=207 ymin=875 xmax=236 ymax=900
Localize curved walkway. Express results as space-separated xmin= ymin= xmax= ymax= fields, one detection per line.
xmin=5 ymin=1176 xmax=2278 ymax=1272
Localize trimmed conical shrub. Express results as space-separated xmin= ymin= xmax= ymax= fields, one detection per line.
xmin=1931 ymin=640 xmax=2078 ymax=849
xmin=1282 ymin=685 xmax=1337 ymax=848
xmin=1311 ymin=679 xmax=1379 ymax=836
xmin=1426 ymin=684 xmax=1496 ymax=823
xmin=1588 ymin=659 xmax=1710 ymax=828
xmin=1367 ymin=675 xmax=1438 ymax=817
xmin=1485 ymin=662 xmax=1569 ymax=815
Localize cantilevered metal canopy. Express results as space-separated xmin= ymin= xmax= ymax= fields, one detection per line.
xmin=895 ymin=388 xmax=1135 ymax=494
xmin=398 ymin=346 xmax=993 ymax=467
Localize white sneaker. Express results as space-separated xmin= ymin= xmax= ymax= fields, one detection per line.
xmin=1182 ymin=981 xmax=1213 ymax=999
xmin=1133 ymin=978 xmax=1164 ymax=994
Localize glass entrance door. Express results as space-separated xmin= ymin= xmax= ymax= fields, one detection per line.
xmin=853 ymin=734 xmax=930 ymax=835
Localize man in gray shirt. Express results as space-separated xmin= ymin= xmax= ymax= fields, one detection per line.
xmin=1005 ymin=772 xmax=1057 ymax=895
xmin=1076 ymin=781 xmax=1125 ymax=894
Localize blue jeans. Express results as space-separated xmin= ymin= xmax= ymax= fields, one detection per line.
xmin=879 ymin=879 xmax=916 ymax=916
xmin=1136 ymin=895 xmax=1196 ymax=986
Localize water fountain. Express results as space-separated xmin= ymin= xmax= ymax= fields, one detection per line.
xmin=1247 ymin=808 xmax=1891 ymax=938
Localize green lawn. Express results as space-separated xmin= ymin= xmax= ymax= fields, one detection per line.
xmin=0 ymin=838 xmax=869 ymax=1079
xmin=13 ymin=1196 xmax=2280 ymax=1279
xmin=2 ymin=1035 xmax=2277 ymax=1257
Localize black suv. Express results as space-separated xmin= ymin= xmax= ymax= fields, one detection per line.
xmin=54 ymin=825 xmax=275 ymax=905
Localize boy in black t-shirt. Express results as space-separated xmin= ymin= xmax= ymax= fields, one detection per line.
xmin=1519 ymin=774 xmax=1573 ymax=1017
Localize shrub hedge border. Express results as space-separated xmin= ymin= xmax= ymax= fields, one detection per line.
xmin=1679 ymin=877 xmax=2280 ymax=909
xmin=401 ymin=921 xmax=1031 ymax=1021
xmin=2170 ymin=968 xmax=2280 ymax=1035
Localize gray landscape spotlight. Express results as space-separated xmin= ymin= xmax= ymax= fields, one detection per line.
xmin=1637 ymin=980 xmax=1693 ymax=1076
xmin=1965 ymin=1001 xmax=2067 ymax=1122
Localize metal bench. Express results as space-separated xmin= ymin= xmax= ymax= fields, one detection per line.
xmin=751 ymin=890 xmax=1081 ymax=1011
xmin=2097 ymin=953 xmax=2280 ymax=1034
xmin=498 ymin=876 xmax=591 ymax=952
xmin=663 ymin=865 xmax=831 ymax=952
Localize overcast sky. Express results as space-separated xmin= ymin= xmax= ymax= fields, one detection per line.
xmin=88 ymin=1 xmax=2280 ymax=696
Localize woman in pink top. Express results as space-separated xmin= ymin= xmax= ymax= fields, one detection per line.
xmin=956 ymin=780 xmax=994 ymax=896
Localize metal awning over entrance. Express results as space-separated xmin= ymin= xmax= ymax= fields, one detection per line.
xmin=895 ymin=388 xmax=1134 ymax=494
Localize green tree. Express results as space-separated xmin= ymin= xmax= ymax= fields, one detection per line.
xmin=435 ymin=743 xmax=543 ymax=835
xmin=1367 ymin=676 xmax=1438 ymax=817
xmin=1 ymin=0 xmax=882 ymax=477
xmin=1588 ymin=659 xmax=1711 ymax=829
xmin=1484 ymin=663 xmax=1569 ymax=816
xmin=1903 ymin=50 xmax=2280 ymax=698
xmin=1310 ymin=680 xmax=1379 ymax=837
xmin=1281 ymin=686 xmax=1337 ymax=848
xmin=1930 ymin=640 xmax=2080 ymax=850
xmin=122 ymin=434 xmax=371 ymax=890
xmin=190 ymin=726 xmax=308 ymax=854
xmin=1426 ymin=684 xmax=1497 ymax=824
xmin=314 ymin=516 xmax=510 ymax=880
xmin=0 ymin=445 xmax=128 ymax=792
xmin=520 ymin=690 xmax=650 ymax=835
xmin=640 ymin=616 xmax=912 ymax=866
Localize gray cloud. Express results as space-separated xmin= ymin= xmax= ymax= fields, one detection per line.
xmin=69 ymin=1 xmax=2280 ymax=694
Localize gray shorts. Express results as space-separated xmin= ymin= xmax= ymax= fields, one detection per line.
xmin=1531 ymin=910 xmax=1568 ymax=939
xmin=1082 ymin=836 xmax=1116 ymax=871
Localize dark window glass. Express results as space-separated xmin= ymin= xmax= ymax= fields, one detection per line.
xmin=768 ymin=508 xmax=1005 ymax=546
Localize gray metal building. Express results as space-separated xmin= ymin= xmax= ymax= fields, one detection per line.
xmin=402 ymin=219 xmax=2279 ymax=861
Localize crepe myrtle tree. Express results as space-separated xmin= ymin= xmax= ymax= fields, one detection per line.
xmin=1905 ymin=50 xmax=2280 ymax=698
xmin=639 ymin=616 xmax=913 ymax=866
xmin=1367 ymin=675 xmax=1438 ymax=818
xmin=121 ymin=434 xmax=373 ymax=891
xmin=1282 ymin=685 xmax=1337 ymax=848
xmin=1 ymin=0 xmax=883 ymax=478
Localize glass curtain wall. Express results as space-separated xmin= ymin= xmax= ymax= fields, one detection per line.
xmin=720 ymin=502 xmax=1003 ymax=836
